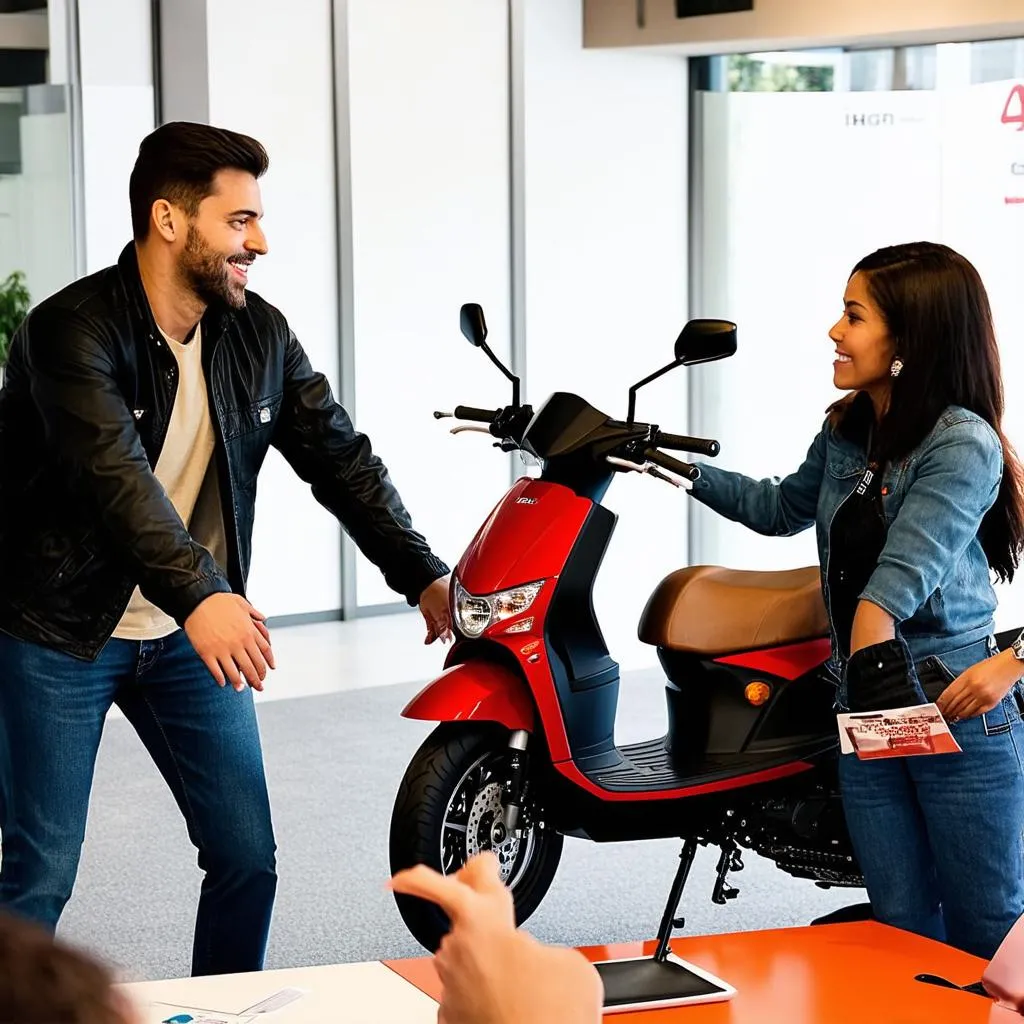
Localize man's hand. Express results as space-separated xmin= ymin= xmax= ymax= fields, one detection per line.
xmin=389 ymin=854 xmax=603 ymax=1024
xmin=184 ymin=592 xmax=276 ymax=692
xmin=936 ymin=649 xmax=1022 ymax=723
xmin=420 ymin=575 xmax=453 ymax=645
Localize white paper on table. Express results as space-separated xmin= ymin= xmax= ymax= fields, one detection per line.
xmin=123 ymin=961 xmax=437 ymax=1024
xmin=837 ymin=703 xmax=962 ymax=760
xmin=144 ymin=1005 xmax=256 ymax=1024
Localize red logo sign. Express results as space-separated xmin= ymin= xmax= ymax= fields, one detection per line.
xmin=1002 ymin=84 xmax=1024 ymax=131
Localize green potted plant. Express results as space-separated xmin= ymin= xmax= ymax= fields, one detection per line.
xmin=0 ymin=270 xmax=31 ymax=376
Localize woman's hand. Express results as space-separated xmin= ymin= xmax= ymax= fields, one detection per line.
xmin=936 ymin=649 xmax=1023 ymax=723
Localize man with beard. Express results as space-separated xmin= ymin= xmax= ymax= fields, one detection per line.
xmin=0 ymin=122 xmax=452 ymax=975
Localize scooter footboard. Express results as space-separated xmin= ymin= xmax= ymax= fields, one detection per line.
xmin=402 ymin=661 xmax=535 ymax=732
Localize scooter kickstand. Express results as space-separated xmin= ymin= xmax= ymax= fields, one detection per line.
xmin=653 ymin=837 xmax=700 ymax=963
xmin=712 ymin=838 xmax=741 ymax=905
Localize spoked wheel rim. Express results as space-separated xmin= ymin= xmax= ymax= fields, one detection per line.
xmin=441 ymin=751 xmax=537 ymax=887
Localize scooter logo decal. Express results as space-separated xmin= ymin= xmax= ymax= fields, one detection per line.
xmin=516 ymin=496 xmax=538 ymax=505
xmin=520 ymin=641 xmax=541 ymax=655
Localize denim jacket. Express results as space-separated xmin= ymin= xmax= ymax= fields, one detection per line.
xmin=689 ymin=404 xmax=1003 ymax=677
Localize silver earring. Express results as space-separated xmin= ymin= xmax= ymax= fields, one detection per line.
xmin=890 ymin=358 xmax=904 ymax=378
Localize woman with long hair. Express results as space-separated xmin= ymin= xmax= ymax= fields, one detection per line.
xmin=690 ymin=241 xmax=1024 ymax=959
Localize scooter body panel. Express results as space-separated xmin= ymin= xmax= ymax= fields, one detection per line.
xmin=402 ymin=661 xmax=535 ymax=732
xmin=456 ymin=479 xmax=591 ymax=595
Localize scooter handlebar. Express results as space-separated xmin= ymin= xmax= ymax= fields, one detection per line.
xmin=453 ymin=405 xmax=498 ymax=423
xmin=654 ymin=431 xmax=720 ymax=458
xmin=646 ymin=448 xmax=701 ymax=482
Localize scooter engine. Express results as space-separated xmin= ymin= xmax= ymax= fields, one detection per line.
xmin=731 ymin=794 xmax=863 ymax=888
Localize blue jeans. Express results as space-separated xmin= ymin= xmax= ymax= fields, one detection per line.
xmin=839 ymin=682 xmax=1024 ymax=959
xmin=0 ymin=629 xmax=277 ymax=975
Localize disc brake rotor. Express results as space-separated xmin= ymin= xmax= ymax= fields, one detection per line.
xmin=465 ymin=781 xmax=520 ymax=883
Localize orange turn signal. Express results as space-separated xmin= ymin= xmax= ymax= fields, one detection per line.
xmin=744 ymin=681 xmax=772 ymax=706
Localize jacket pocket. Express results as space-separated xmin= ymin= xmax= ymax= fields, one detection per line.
xmin=880 ymin=461 xmax=908 ymax=521
xmin=220 ymin=392 xmax=283 ymax=441
xmin=826 ymin=453 xmax=863 ymax=480
xmin=7 ymin=530 xmax=96 ymax=611
xmin=48 ymin=541 xmax=97 ymax=589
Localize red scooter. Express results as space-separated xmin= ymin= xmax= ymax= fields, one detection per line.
xmin=389 ymin=304 xmax=864 ymax=952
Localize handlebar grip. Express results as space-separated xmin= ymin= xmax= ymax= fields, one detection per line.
xmin=454 ymin=405 xmax=498 ymax=423
xmin=646 ymin=449 xmax=701 ymax=482
xmin=655 ymin=431 xmax=720 ymax=458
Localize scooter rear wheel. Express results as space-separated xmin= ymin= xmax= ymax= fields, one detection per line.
xmin=389 ymin=722 xmax=563 ymax=952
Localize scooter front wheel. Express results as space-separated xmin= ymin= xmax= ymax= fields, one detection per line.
xmin=389 ymin=722 xmax=563 ymax=952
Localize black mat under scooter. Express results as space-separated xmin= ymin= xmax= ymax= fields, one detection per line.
xmin=586 ymin=736 xmax=834 ymax=793
xmin=596 ymin=956 xmax=731 ymax=1009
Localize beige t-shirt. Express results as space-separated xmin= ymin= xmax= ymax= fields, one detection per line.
xmin=113 ymin=323 xmax=226 ymax=640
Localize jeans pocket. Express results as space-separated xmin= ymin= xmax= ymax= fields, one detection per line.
xmin=980 ymin=696 xmax=1013 ymax=737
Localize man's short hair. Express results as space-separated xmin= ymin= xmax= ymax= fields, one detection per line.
xmin=0 ymin=912 xmax=136 ymax=1023
xmin=129 ymin=121 xmax=269 ymax=240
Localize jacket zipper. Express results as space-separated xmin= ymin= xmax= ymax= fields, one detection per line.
xmin=204 ymin=326 xmax=246 ymax=596
xmin=823 ymin=469 xmax=864 ymax=665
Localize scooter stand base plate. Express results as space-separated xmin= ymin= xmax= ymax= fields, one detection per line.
xmin=594 ymin=954 xmax=736 ymax=1014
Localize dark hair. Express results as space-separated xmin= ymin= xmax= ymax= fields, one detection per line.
xmin=0 ymin=912 xmax=135 ymax=1023
xmin=129 ymin=121 xmax=269 ymax=240
xmin=844 ymin=241 xmax=1024 ymax=583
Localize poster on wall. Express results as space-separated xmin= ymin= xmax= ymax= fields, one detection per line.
xmin=940 ymin=79 xmax=1024 ymax=629
xmin=694 ymin=79 xmax=1024 ymax=627
xmin=694 ymin=89 xmax=941 ymax=571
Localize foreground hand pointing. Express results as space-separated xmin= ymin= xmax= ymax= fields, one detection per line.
xmin=389 ymin=853 xmax=603 ymax=1024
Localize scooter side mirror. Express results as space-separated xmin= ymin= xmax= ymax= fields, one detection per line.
xmin=458 ymin=302 xmax=521 ymax=409
xmin=626 ymin=319 xmax=737 ymax=422
xmin=460 ymin=303 xmax=488 ymax=348
xmin=674 ymin=319 xmax=737 ymax=366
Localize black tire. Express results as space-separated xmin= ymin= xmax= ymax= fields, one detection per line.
xmin=389 ymin=722 xmax=564 ymax=952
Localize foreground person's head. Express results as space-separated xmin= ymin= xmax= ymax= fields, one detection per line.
xmin=0 ymin=913 xmax=138 ymax=1023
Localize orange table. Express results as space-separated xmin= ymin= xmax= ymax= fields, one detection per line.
xmin=385 ymin=921 xmax=1015 ymax=1022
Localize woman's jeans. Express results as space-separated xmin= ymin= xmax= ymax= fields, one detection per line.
xmin=0 ymin=629 xmax=278 ymax=975
xmin=840 ymin=679 xmax=1024 ymax=959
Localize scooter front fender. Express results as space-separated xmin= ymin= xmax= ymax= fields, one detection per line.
xmin=401 ymin=661 xmax=535 ymax=732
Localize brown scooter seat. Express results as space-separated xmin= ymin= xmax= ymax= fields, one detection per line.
xmin=639 ymin=565 xmax=829 ymax=655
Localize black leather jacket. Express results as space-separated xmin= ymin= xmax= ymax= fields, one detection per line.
xmin=0 ymin=244 xmax=449 ymax=659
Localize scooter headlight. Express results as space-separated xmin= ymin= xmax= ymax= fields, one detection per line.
xmin=453 ymin=578 xmax=544 ymax=638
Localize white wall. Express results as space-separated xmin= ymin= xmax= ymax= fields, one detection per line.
xmin=61 ymin=0 xmax=692 ymax=643
xmin=50 ymin=0 xmax=342 ymax=619
xmin=203 ymin=0 xmax=343 ymax=619
xmin=345 ymin=0 xmax=514 ymax=607
xmin=523 ymin=0 xmax=689 ymax=670
xmin=74 ymin=0 xmax=155 ymax=271
xmin=584 ymin=0 xmax=1024 ymax=53
xmin=57 ymin=0 xmax=686 ymax=650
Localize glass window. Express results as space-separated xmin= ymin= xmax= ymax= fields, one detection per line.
xmin=0 ymin=3 xmax=79 ymax=370
xmin=971 ymin=39 xmax=1024 ymax=84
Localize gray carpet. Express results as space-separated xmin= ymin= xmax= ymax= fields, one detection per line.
xmin=57 ymin=671 xmax=862 ymax=981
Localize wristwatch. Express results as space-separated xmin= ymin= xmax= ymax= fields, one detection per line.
xmin=1013 ymin=633 xmax=1024 ymax=662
